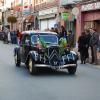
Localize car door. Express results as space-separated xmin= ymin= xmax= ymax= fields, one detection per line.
xmin=20 ymin=34 xmax=31 ymax=62
xmin=19 ymin=34 xmax=26 ymax=62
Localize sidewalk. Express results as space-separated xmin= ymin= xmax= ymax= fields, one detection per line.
xmin=73 ymin=47 xmax=100 ymax=65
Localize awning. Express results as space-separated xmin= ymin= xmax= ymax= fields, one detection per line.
xmin=26 ymin=15 xmax=34 ymax=22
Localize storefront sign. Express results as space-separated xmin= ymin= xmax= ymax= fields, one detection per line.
xmin=61 ymin=12 xmax=70 ymax=21
xmin=60 ymin=0 xmax=79 ymax=6
xmin=39 ymin=7 xmax=57 ymax=16
xmin=82 ymin=2 xmax=100 ymax=11
xmin=23 ymin=0 xmax=31 ymax=15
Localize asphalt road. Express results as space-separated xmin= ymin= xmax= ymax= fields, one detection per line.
xmin=0 ymin=42 xmax=100 ymax=100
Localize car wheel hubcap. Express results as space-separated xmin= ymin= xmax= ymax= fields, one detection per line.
xmin=29 ymin=59 xmax=32 ymax=73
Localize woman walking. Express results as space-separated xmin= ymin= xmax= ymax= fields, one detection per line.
xmin=78 ymin=32 xmax=87 ymax=64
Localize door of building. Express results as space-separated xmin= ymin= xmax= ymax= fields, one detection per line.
xmin=48 ymin=18 xmax=56 ymax=29
xmin=40 ymin=20 xmax=48 ymax=30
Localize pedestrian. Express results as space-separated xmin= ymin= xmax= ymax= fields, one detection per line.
xmin=3 ymin=31 xmax=8 ymax=44
xmin=98 ymin=35 xmax=100 ymax=52
xmin=67 ymin=30 xmax=74 ymax=48
xmin=17 ymin=30 xmax=21 ymax=45
xmin=7 ymin=30 xmax=11 ymax=43
xmin=50 ymin=27 xmax=55 ymax=32
xmin=85 ymin=29 xmax=91 ymax=62
xmin=59 ymin=26 xmax=67 ymax=39
xmin=54 ymin=28 xmax=59 ymax=34
xmin=89 ymin=28 xmax=99 ymax=65
xmin=78 ymin=32 xmax=87 ymax=64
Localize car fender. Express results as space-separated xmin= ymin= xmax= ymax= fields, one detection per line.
xmin=27 ymin=51 xmax=39 ymax=62
xmin=70 ymin=51 xmax=78 ymax=60
xmin=14 ymin=46 xmax=20 ymax=56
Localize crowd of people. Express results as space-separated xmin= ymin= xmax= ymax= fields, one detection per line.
xmin=0 ymin=28 xmax=21 ymax=44
xmin=78 ymin=28 xmax=100 ymax=65
xmin=49 ymin=26 xmax=100 ymax=65
xmin=47 ymin=26 xmax=75 ymax=48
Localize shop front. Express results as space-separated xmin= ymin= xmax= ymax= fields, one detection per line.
xmin=81 ymin=1 xmax=100 ymax=34
xmin=23 ymin=15 xmax=34 ymax=30
xmin=38 ymin=7 xmax=58 ymax=30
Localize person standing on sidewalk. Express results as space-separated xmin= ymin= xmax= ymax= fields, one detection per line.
xmin=78 ymin=32 xmax=87 ymax=64
xmin=89 ymin=28 xmax=99 ymax=65
xmin=85 ymin=29 xmax=91 ymax=62
xmin=98 ymin=35 xmax=100 ymax=52
xmin=7 ymin=30 xmax=11 ymax=43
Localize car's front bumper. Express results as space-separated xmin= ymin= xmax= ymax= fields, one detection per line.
xmin=34 ymin=64 xmax=77 ymax=69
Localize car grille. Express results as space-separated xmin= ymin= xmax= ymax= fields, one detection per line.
xmin=48 ymin=46 xmax=60 ymax=66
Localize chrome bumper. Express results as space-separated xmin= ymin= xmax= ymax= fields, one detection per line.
xmin=35 ymin=64 xmax=77 ymax=69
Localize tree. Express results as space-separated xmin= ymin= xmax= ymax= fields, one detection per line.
xmin=7 ymin=16 xmax=17 ymax=23
xmin=7 ymin=16 xmax=17 ymax=31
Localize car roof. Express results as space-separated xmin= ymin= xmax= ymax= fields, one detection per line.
xmin=21 ymin=30 xmax=57 ymax=35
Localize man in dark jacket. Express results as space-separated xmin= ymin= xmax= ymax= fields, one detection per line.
xmin=78 ymin=32 xmax=87 ymax=64
xmin=89 ymin=28 xmax=99 ymax=65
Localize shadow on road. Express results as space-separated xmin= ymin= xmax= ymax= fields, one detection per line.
xmin=14 ymin=64 xmax=77 ymax=77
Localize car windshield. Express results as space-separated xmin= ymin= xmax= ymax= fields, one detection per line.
xmin=31 ymin=34 xmax=58 ymax=45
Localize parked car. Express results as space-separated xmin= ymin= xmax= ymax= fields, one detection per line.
xmin=14 ymin=31 xmax=78 ymax=75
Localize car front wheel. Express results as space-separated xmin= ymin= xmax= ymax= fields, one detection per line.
xmin=67 ymin=67 xmax=77 ymax=75
xmin=28 ymin=57 xmax=37 ymax=75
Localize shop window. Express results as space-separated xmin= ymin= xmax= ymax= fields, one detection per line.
xmin=84 ymin=21 xmax=95 ymax=29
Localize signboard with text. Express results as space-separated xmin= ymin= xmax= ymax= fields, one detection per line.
xmin=61 ymin=12 xmax=70 ymax=21
xmin=82 ymin=2 xmax=100 ymax=11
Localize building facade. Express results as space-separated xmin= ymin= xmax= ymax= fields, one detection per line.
xmin=33 ymin=0 xmax=60 ymax=30
xmin=60 ymin=0 xmax=82 ymax=44
xmin=76 ymin=0 xmax=100 ymax=40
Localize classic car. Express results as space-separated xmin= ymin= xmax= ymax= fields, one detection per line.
xmin=14 ymin=31 xmax=78 ymax=75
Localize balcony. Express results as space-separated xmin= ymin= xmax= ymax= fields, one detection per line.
xmin=60 ymin=0 xmax=82 ymax=6
xmin=34 ymin=0 xmax=59 ymax=11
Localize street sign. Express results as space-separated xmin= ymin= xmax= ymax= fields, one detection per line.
xmin=72 ymin=7 xmax=79 ymax=18
xmin=61 ymin=12 xmax=70 ymax=21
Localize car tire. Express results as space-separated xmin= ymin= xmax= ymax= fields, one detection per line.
xmin=28 ymin=57 xmax=37 ymax=75
xmin=14 ymin=53 xmax=21 ymax=67
xmin=67 ymin=67 xmax=77 ymax=75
